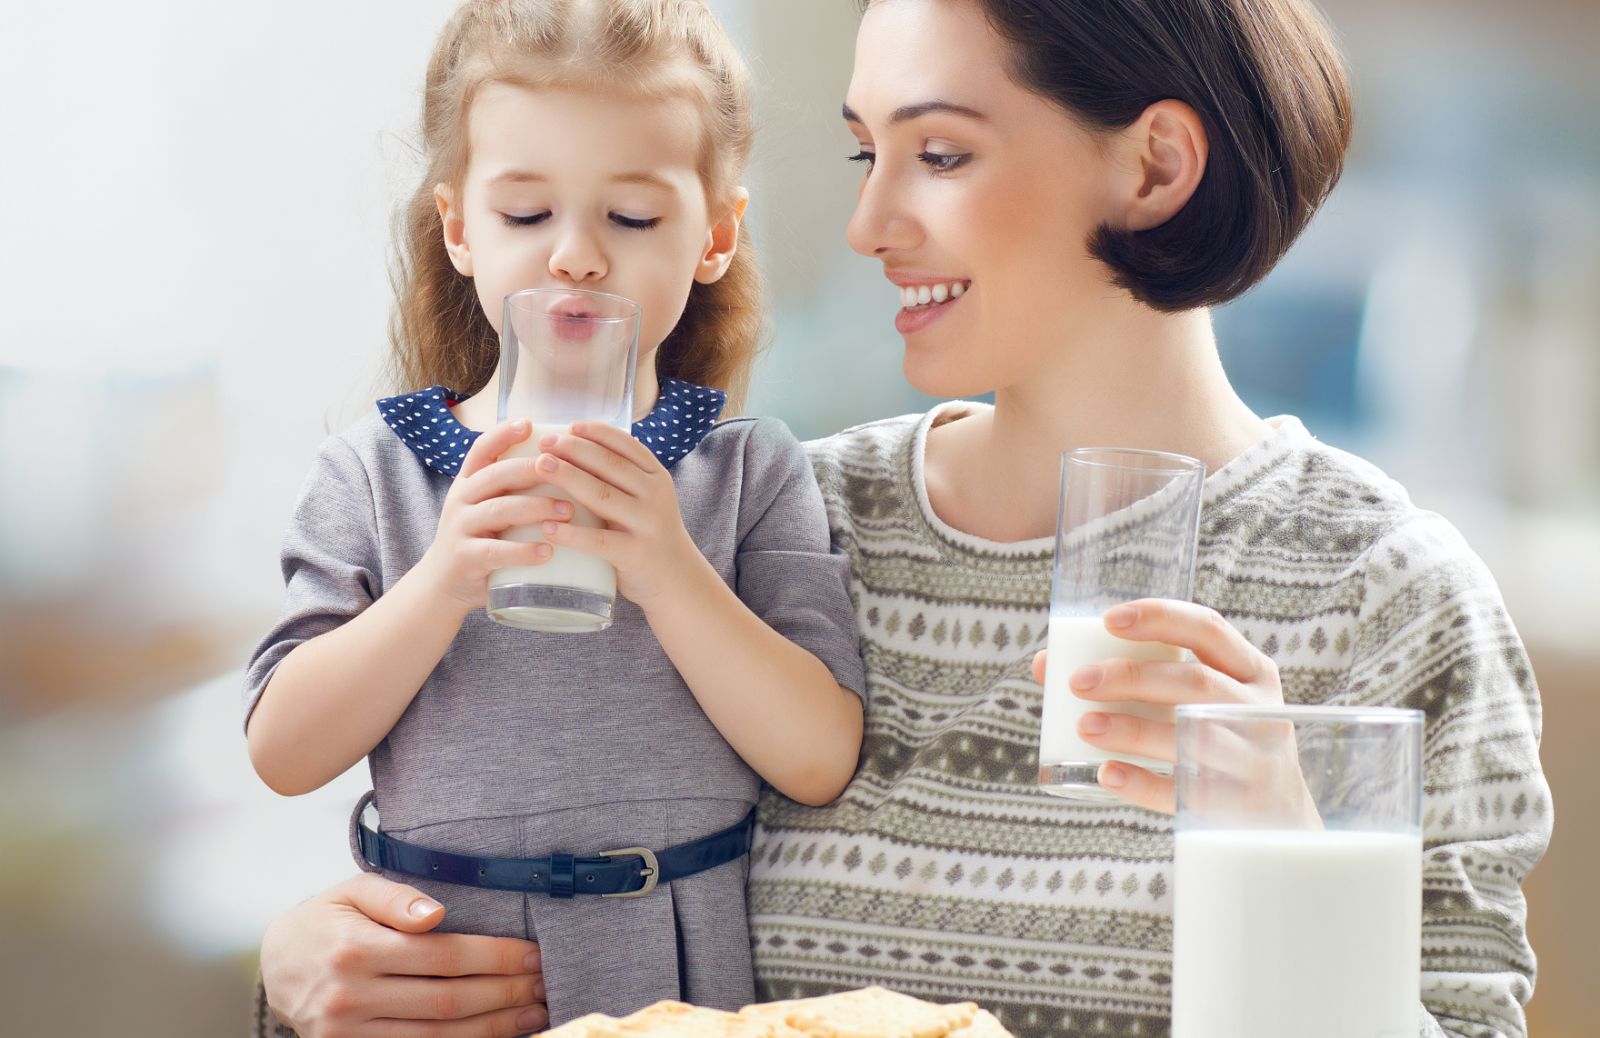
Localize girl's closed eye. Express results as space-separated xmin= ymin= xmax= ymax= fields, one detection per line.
xmin=501 ymin=211 xmax=551 ymax=228
xmin=610 ymin=212 xmax=662 ymax=230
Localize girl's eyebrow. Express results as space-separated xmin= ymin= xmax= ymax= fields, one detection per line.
xmin=841 ymin=100 xmax=989 ymax=125
xmin=486 ymin=169 xmax=674 ymax=190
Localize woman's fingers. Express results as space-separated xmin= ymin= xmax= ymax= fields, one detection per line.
xmin=366 ymin=972 xmax=543 ymax=1021
xmin=1077 ymin=710 xmax=1176 ymax=766
xmin=363 ymin=1004 xmax=547 ymax=1038
xmin=1071 ymin=658 xmax=1241 ymax=707
xmin=1105 ymin=599 xmax=1275 ymax=685
xmin=458 ymin=420 xmax=532 ymax=481
xmin=1098 ymin=761 xmax=1176 ymax=814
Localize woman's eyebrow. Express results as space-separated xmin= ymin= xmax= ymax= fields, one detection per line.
xmin=842 ymin=100 xmax=989 ymax=125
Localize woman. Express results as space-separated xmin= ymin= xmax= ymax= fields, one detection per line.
xmin=254 ymin=1 xmax=1550 ymax=1036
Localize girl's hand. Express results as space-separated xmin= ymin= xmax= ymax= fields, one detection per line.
xmin=414 ymin=419 xmax=571 ymax=614
xmin=531 ymin=421 xmax=703 ymax=607
xmin=259 ymin=872 xmax=546 ymax=1037
xmin=1029 ymin=598 xmax=1284 ymax=814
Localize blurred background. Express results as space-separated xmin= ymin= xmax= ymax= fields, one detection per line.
xmin=1 ymin=0 xmax=1595 ymax=1033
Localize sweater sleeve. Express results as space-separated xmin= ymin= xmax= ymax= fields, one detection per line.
xmin=1345 ymin=514 xmax=1552 ymax=1038
xmin=241 ymin=434 xmax=382 ymax=732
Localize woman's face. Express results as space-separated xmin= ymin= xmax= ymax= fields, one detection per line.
xmin=844 ymin=0 xmax=1125 ymax=398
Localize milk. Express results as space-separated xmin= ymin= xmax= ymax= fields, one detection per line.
xmin=1173 ymin=829 xmax=1421 ymax=1038
xmin=487 ymin=423 xmax=616 ymax=630
xmin=1038 ymin=614 xmax=1185 ymax=776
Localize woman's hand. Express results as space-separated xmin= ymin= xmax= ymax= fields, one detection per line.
xmin=530 ymin=421 xmax=705 ymax=607
xmin=1030 ymin=598 xmax=1284 ymax=814
xmin=259 ymin=873 xmax=546 ymax=1038
xmin=413 ymin=419 xmax=572 ymax=614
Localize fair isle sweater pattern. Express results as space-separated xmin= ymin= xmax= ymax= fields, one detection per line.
xmin=748 ymin=406 xmax=1551 ymax=1038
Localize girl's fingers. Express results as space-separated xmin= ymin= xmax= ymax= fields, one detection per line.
xmin=570 ymin=420 xmax=666 ymax=474
xmin=1105 ymin=599 xmax=1274 ymax=685
xmin=364 ymin=973 xmax=543 ymax=1023
xmin=361 ymin=1005 xmax=546 ymax=1038
xmin=457 ymin=455 xmax=548 ymax=506
xmin=364 ymin=927 xmax=541 ymax=981
xmin=536 ymin=429 xmax=650 ymax=498
xmin=462 ymin=492 xmax=573 ymax=536
xmin=532 ymin=452 xmax=640 ymax=526
xmin=1097 ymin=761 xmax=1177 ymax=815
xmin=538 ymin=518 xmax=619 ymax=565
xmin=458 ymin=420 xmax=532 ymax=481
xmin=1070 ymin=658 xmax=1242 ymax=707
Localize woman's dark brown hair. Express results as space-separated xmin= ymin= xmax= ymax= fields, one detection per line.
xmin=872 ymin=0 xmax=1352 ymax=311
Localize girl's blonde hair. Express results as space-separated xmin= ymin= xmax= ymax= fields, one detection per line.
xmin=389 ymin=0 xmax=763 ymax=412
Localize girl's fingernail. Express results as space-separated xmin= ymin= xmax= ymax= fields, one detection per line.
xmin=540 ymin=434 xmax=559 ymax=448
xmin=511 ymin=419 xmax=528 ymax=434
xmin=534 ymin=543 xmax=552 ymax=559
xmin=554 ymin=501 xmax=573 ymax=517
xmin=538 ymin=455 xmax=558 ymax=471
xmin=517 ymin=1009 xmax=544 ymax=1030
xmin=1070 ymin=665 xmax=1102 ymax=691
xmin=542 ymin=521 xmax=559 ymax=537
xmin=1106 ymin=605 xmax=1138 ymax=629
xmin=408 ymin=898 xmax=440 ymax=918
xmin=1080 ymin=712 xmax=1109 ymax=735
xmin=524 ymin=951 xmax=541 ymax=973
xmin=1100 ymin=763 xmax=1128 ymax=789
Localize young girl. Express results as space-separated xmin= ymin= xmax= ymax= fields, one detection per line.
xmin=242 ymin=0 xmax=865 ymax=1026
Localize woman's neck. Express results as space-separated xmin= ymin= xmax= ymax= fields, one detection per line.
xmin=924 ymin=306 xmax=1269 ymax=543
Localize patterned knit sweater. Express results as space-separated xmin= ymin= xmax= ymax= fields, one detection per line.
xmin=749 ymin=404 xmax=1552 ymax=1038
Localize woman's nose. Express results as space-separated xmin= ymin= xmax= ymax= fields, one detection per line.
xmin=548 ymin=229 xmax=607 ymax=284
xmin=846 ymin=166 xmax=919 ymax=259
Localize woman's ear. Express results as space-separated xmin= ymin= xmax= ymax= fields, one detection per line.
xmin=694 ymin=187 xmax=750 ymax=285
xmin=1113 ymin=100 xmax=1209 ymax=233
xmin=434 ymin=183 xmax=474 ymax=276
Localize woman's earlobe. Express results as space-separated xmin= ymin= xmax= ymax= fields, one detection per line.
xmin=1123 ymin=100 xmax=1209 ymax=233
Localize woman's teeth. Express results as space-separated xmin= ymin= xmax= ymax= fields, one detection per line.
xmin=899 ymin=281 xmax=968 ymax=310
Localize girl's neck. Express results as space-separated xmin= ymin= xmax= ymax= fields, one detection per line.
xmin=924 ymin=306 xmax=1270 ymax=543
xmin=451 ymin=362 xmax=662 ymax=433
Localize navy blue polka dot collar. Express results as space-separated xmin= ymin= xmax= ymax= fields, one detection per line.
xmin=377 ymin=377 xmax=727 ymax=476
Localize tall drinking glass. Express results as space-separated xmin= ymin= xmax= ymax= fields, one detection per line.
xmin=1172 ymin=705 xmax=1424 ymax=1038
xmin=486 ymin=288 xmax=640 ymax=633
xmin=1038 ymin=448 xmax=1206 ymax=801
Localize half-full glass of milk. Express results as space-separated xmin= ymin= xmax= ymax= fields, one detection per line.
xmin=1038 ymin=448 xmax=1205 ymax=800
xmin=1172 ymin=704 xmax=1424 ymax=1038
xmin=486 ymin=288 xmax=640 ymax=633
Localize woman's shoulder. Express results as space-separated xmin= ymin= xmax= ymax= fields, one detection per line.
xmin=800 ymin=411 xmax=927 ymax=473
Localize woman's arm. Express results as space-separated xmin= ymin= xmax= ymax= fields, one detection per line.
xmin=257 ymin=873 xmax=545 ymax=1038
xmin=247 ymin=420 xmax=565 ymax=795
xmin=535 ymin=420 xmax=865 ymax=806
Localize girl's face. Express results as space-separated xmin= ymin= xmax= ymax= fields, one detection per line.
xmin=438 ymin=82 xmax=744 ymax=367
xmin=844 ymin=0 xmax=1126 ymax=398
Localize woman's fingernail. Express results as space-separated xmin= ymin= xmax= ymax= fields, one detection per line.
xmin=517 ymin=1009 xmax=544 ymax=1030
xmin=1070 ymin=665 xmax=1102 ymax=691
xmin=1080 ymin=712 xmax=1109 ymax=735
xmin=408 ymin=898 xmax=440 ymax=918
xmin=1106 ymin=605 xmax=1138 ymax=629
xmin=1100 ymin=763 xmax=1128 ymax=789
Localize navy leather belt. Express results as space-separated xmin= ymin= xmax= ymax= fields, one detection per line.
xmin=356 ymin=801 xmax=756 ymax=899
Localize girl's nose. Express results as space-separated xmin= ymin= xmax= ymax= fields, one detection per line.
xmin=846 ymin=166 xmax=919 ymax=259
xmin=549 ymin=229 xmax=607 ymax=284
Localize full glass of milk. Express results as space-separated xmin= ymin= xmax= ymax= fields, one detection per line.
xmin=1172 ymin=704 xmax=1424 ymax=1038
xmin=486 ymin=288 xmax=640 ymax=633
xmin=1038 ymin=448 xmax=1205 ymax=800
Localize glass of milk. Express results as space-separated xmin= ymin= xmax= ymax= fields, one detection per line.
xmin=486 ymin=288 xmax=640 ymax=633
xmin=1038 ymin=448 xmax=1205 ymax=800
xmin=1172 ymin=704 xmax=1424 ymax=1038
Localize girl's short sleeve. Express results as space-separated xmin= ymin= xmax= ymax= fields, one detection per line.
xmin=731 ymin=418 xmax=866 ymax=701
xmin=241 ymin=436 xmax=382 ymax=731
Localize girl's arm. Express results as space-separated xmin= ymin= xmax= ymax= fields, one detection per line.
xmin=247 ymin=420 xmax=565 ymax=796
xmin=536 ymin=420 xmax=864 ymax=807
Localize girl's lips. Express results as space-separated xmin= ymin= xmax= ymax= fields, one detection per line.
xmin=546 ymin=294 xmax=600 ymax=343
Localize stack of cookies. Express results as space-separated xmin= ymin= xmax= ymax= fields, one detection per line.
xmin=544 ymin=986 xmax=1014 ymax=1038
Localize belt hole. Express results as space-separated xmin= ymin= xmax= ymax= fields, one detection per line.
xmin=479 ymin=868 xmax=486 ymax=877
xmin=532 ymin=872 xmax=540 ymax=880
xmin=585 ymin=874 xmax=595 ymax=883
xmin=431 ymin=862 xmax=439 ymax=871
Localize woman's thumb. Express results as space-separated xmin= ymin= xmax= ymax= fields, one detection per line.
xmin=337 ymin=872 xmax=446 ymax=933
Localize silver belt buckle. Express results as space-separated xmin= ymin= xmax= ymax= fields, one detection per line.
xmin=599 ymin=846 xmax=660 ymax=898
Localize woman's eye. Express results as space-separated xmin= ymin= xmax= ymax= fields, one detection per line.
xmin=847 ymin=150 xmax=876 ymax=167
xmin=500 ymin=212 xmax=550 ymax=227
xmin=610 ymin=214 xmax=661 ymax=230
xmin=918 ymin=151 xmax=970 ymax=173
